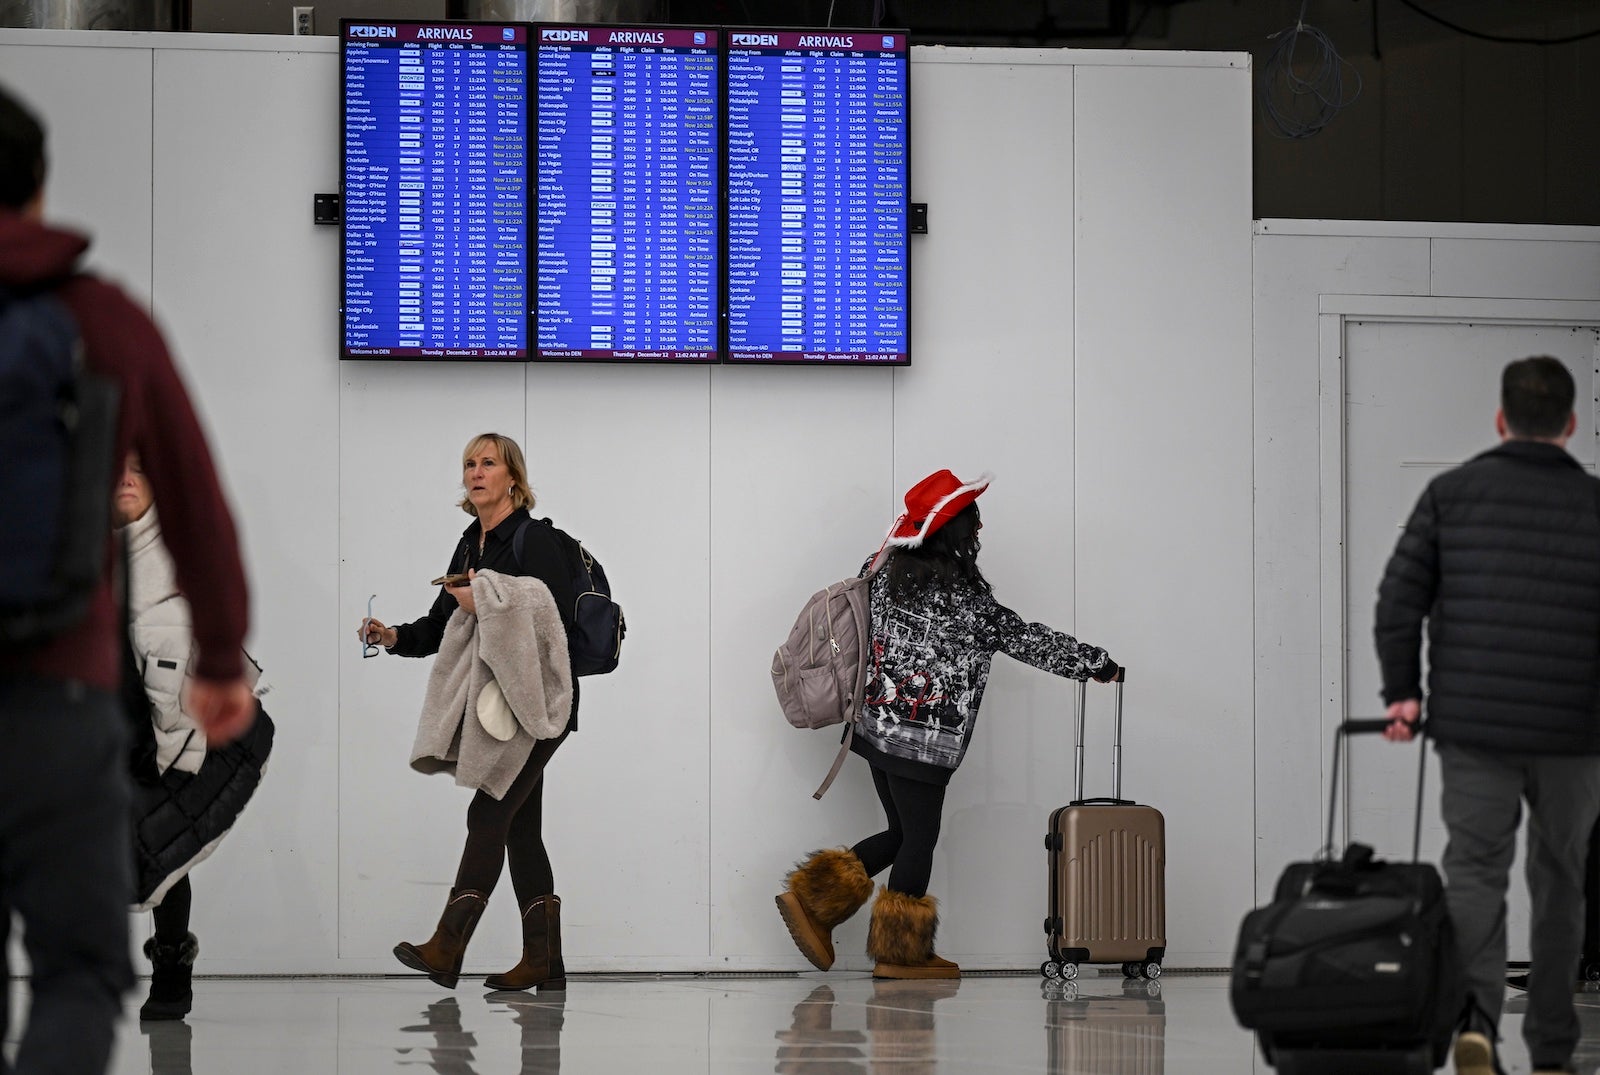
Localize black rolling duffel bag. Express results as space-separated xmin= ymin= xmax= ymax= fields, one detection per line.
xmin=1229 ymin=719 xmax=1464 ymax=1074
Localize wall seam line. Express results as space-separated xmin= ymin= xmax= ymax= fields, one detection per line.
xmin=1072 ymin=64 xmax=1080 ymax=643
xmin=707 ymin=366 xmax=714 ymax=961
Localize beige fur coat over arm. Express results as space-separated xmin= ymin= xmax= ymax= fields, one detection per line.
xmin=409 ymin=569 xmax=573 ymax=800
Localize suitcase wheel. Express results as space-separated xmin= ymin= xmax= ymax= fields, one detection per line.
xmin=1141 ymin=961 xmax=1162 ymax=980
xmin=1123 ymin=977 xmax=1161 ymax=999
xmin=1041 ymin=979 xmax=1079 ymax=1002
xmin=1121 ymin=961 xmax=1140 ymax=978
xmin=1042 ymin=960 xmax=1078 ymax=981
xmin=1585 ymin=961 xmax=1600 ymax=982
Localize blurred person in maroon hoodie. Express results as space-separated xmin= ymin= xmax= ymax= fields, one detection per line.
xmin=0 ymin=82 xmax=252 ymax=1075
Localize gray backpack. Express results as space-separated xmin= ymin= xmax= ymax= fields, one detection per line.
xmin=771 ymin=557 xmax=884 ymax=798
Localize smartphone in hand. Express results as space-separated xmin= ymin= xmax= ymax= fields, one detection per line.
xmin=431 ymin=573 xmax=472 ymax=588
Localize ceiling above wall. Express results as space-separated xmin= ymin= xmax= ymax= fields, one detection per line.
xmin=663 ymin=0 xmax=1600 ymax=51
xmin=663 ymin=0 xmax=1187 ymax=43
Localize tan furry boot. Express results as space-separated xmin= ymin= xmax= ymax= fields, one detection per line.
xmin=776 ymin=848 xmax=875 ymax=970
xmin=865 ymin=888 xmax=960 ymax=980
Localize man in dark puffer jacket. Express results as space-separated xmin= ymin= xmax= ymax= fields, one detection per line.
xmin=1376 ymin=355 xmax=1600 ymax=1075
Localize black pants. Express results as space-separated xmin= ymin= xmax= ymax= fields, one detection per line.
xmin=0 ymin=679 xmax=135 ymax=1075
xmin=851 ymin=764 xmax=947 ymax=898
xmin=453 ymin=729 xmax=568 ymax=907
xmin=152 ymin=875 xmax=192 ymax=942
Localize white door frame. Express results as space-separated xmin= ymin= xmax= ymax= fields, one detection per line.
xmin=1315 ymin=295 xmax=1600 ymax=843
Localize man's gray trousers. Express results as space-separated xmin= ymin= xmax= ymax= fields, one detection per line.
xmin=1438 ymin=740 xmax=1600 ymax=1068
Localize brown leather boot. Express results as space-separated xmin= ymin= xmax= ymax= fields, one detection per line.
xmin=393 ymin=888 xmax=488 ymax=988
xmin=866 ymin=888 xmax=960 ymax=980
xmin=484 ymin=894 xmax=566 ymax=992
xmin=776 ymin=848 xmax=875 ymax=971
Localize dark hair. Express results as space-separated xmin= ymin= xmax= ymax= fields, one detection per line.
xmin=1501 ymin=356 xmax=1575 ymax=439
xmin=0 ymin=84 xmax=45 ymax=210
xmin=884 ymin=503 xmax=991 ymax=598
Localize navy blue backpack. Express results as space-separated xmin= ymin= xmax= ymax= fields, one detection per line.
xmin=0 ymin=284 xmax=120 ymax=645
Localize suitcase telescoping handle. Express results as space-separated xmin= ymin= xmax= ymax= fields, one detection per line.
xmin=1073 ymin=669 xmax=1128 ymax=805
xmin=1324 ymin=717 xmax=1428 ymax=863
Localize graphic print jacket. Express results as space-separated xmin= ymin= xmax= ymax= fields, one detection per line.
xmin=853 ymin=572 xmax=1112 ymax=775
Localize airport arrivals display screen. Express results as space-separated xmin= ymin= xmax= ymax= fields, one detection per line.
xmin=533 ymin=25 xmax=721 ymax=362
xmin=341 ymin=21 xmax=530 ymax=359
xmin=339 ymin=22 xmax=909 ymax=364
xmin=724 ymin=29 xmax=910 ymax=365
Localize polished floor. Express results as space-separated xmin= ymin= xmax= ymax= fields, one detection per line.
xmin=7 ymin=971 xmax=1600 ymax=1073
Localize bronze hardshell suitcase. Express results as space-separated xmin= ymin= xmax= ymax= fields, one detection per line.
xmin=1042 ymin=676 xmax=1166 ymax=983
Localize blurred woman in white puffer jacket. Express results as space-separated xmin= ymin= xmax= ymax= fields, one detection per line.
xmin=116 ymin=452 xmax=274 ymax=1023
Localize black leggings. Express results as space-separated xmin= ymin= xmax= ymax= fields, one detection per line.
xmin=850 ymin=765 xmax=947 ymax=898
xmin=453 ymin=729 xmax=568 ymax=907
xmin=152 ymin=875 xmax=192 ymax=943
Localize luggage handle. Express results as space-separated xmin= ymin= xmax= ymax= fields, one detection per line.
xmin=1323 ymin=717 xmax=1428 ymax=865
xmin=1073 ymin=671 xmax=1126 ymax=804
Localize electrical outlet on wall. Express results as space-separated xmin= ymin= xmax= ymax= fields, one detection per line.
xmin=292 ymin=6 xmax=314 ymax=35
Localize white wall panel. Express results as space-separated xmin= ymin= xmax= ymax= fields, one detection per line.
xmin=1431 ymin=238 xmax=1600 ymax=300
xmin=890 ymin=55 xmax=1079 ymax=965
xmin=1253 ymin=222 xmax=1600 ymax=940
xmin=1075 ymin=63 xmax=1253 ymax=964
xmin=1340 ymin=317 xmax=1600 ymax=963
xmin=0 ymin=33 xmax=157 ymax=987
xmin=337 ymin=361 xmax=527 ymax=971
xmin=2 ymin=30 xmax=1264 ymax=972
xmin=150 ymin=46 xmax=343 ymax=972
xmin=1250 ymin=233 xmax=1430 ymax=902
xmin=0 ymin=41 xmax=152 ymax=297
xmin=520 ymin=363 xmax=713 ymax=967
xmin=708 ymin=365 xmax=893 ymax=968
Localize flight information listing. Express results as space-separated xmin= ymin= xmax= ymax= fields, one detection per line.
xmin=535 ymin=25 xmax=721 ymax=362
xmin=725 ymin=30 xmax=909 ymax=364
xmin=342 ymin=22 xmax=529 ymax=359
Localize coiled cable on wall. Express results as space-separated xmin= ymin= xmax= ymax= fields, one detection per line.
xmin=1258 ymin=0 xmax=1363 ymax=139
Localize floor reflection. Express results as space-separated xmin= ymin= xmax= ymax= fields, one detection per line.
xmin=775 ymin=984 xmax=866 ymax=1073
xmin=774 ymin=979 xmax=962 ymax=1074
xmin=493 ymin=992 xmax=565 ymax=1074
xmin=396 ymin=998 xmax=480 ymax=1074
xmin=394 ymin=994 xmax=567 ymax=1075
xmin=86 ymin=972 xmax=1270 ymax=1074
xmin=142 ymin=1019 xmax=193 ymax=1075
xmin=865 ymin=979 xmax=961 ymax=1074
xmin=1044 ymin=976 xmax=1166 ymax=1073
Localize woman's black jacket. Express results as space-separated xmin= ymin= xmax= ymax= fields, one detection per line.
xmin=391 ymin=507 xmax=580 ymax=729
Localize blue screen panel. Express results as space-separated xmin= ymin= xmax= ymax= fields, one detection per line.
xmin=342 ymin=21 xmax=530 ymax=359
xmin=725 ymin=29 xmax=909 ymax=365
xmin=534 ymin=25 xmax=721 ymax=362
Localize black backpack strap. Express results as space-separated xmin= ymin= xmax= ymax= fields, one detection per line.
xmin=509 ymin=514 xmax=535 ymax=571
xmin=517 ymin=516 xmax=593 ymax=588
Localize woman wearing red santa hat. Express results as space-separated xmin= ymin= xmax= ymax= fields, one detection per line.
xmin=776 ymin=469 xmax=1121 ymax=980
